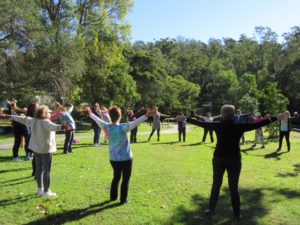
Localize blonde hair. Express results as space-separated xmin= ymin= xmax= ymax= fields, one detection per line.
xmin=35 ymin=105 xmax=50 ymax=119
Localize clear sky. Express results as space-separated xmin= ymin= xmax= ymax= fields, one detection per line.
xmin=126 ymin=0 xmax=300 ymax=43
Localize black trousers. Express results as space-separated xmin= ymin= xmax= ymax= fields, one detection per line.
xmin=110 ymin=160 xmax=132 ymax=203
xmin=130 ymin=127 xmax=138 ymax=143
xmin=278 ymin=131 xmax=290 ymax=150
xmin=12 ymin=126 xmax=30 ymax=158
xmin=178 ymin=128 xmax=186 ymax=142
xmin=93 ymin=126 xmax=101 ymax=144
xmin=209 ymin=157 xmax=241 ymax=217
xmin=202 ymin=128 xmax=214 ymax=143
xmin=64 ymin=130 xmax=75 ymax=153
xmin=148 ymin=129 xmax=160 ymax=141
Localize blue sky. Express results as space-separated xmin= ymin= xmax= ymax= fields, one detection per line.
xmin=126 ymin=0 xmax=300 ymax=43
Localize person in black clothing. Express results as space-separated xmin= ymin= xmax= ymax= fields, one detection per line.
xmin=187 ymin=104 xmax=282 ymax=219
xmin=8 ymin=100 xmax=31 ymax=161
xmin=26 ymin=103 xmax=40 ymax=177
xmin=91 ymin=102 xmax=102 ymax=147
xmin=164 ymin=113 xmax=187 ymax=142
xmin=127 ymin=109 xmax=138 ymax=143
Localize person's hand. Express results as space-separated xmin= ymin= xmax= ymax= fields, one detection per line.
xmin=0 ymin=114 xmax=11 ymax=119
xmin=145 ymin=108 xmax=157 ymax=117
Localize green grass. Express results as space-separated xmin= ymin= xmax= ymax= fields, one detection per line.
xmin=0 ymin=127 xmax=300 ymax=225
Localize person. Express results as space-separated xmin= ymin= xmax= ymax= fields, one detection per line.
xmin=235 ymin=109 xmax=251 ymax=145
xmin=26 ymin=103 xmax=40 ymax=177
xmin=99 ymin=105 xmax=111 ymax=144
xmin=2 ymin=106 xmax=67 ymax=197
xmin=251 ymin=112 xmax=265 ymax=149
xmin=127 ymin=109 xmax=137 ymax=143
xmin=8 ymin=99 xmax=31 ymax=161
xmin=164 ymin=113 xmax=187 ymax=142
xmin=277 ymin=111 xmax=293 ymax=152
xmin=87 ymin=106 xmax=157 ymax=204
xmin=55 ymin=102 xmax=76 ymax=154
xmin=195 ymin=112 xmax=215 ymax=143
xmin=91 ymin=102 xmax=102 ymax=147
xmin=148 ymin=107 xmax=169 ymax=142
xmin=187 ymin=105 xmax=282 ymax=219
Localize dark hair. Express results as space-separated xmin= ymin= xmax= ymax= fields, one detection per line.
xmin=109 ymin=106 xmax=122 ymax=123
xmin=27 ymin=103 xmax=39 ymax=117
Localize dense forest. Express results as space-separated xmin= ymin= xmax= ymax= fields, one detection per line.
xmin=1 ymin=0 xmax=300 ymax=116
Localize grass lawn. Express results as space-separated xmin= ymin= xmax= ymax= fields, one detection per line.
xmin=0 ymin=127 xmax=300 ymax=225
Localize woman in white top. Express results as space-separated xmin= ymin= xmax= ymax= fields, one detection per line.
xmin=2 ymin=106 xmax=66 ymax=197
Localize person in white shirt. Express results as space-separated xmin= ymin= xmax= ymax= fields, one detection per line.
xmin=3 ymin=106 xmax=66 ymax=197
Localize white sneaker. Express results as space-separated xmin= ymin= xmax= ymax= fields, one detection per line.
xmin=93 ymin=144 xmax=100 ymax=147
xmin=36 ymin=189 xmax=44 ymax=196
xmin=25 ymin=156 xmax=33 ymax=161
xmin=13 ymin=157 xmax=23 ymax=162
xmin=43 ymin=190 xmax=57 ymax=197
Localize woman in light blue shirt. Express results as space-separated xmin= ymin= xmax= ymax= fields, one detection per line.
xmin=88 ymin=106 xmax=157 ymax=204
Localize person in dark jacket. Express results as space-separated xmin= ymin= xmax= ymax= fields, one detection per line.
xmin=91 ymin=102 xmax=102 ymax=147
xmin=187 ymin=104 xmax=283 ymax=219
xmin=8 ymin=99 xmax=30 ymax=161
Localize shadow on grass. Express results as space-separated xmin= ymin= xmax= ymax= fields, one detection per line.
xmin=276 ymin=163 xmax=300 ymax=178
xmin=264 ymin=150 xmax=288 ymax=160
xmin=0 ymin=175 xmax=32 ymax=184
xmin=0 ymin=167 xmax=31 ymax=174
xmin=0 ymin=194 xmax=37 ymax=207
xmin=241 ymin=146 xmax=265 ymax=155
xmin=151 ymin=141 xmax=179 ymax=145
xmin=181 ymin=142 xmax=203 ymax=147
xmin=24 ymin=200 xmax=122 ymax=225
xmin=0 ymin=178 xmax=33 ymax=187
xmin=167 ymin=188 xmax=268 ymax=225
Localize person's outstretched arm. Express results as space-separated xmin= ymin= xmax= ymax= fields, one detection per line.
xmin=42 ymin=120 xmax=65 ymax=131
xmin=240 ymin=116 xmax=278 ymax=132
xmin=89 ymin=111 xmax=109 ymax=129
xmin=187 ymin=118 xmax=219 ymax=130
xmin=127 ymin=108 xmax=157 ymax=131
xmin=10 ymin=115 xmax=33 ymax=126
xmin=128 ymin=115 xmax=148 ymax=131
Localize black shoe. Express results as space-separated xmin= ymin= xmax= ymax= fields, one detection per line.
xmin=110 ymin=197 xmax=117 ymax=201
xmin=276 ymin=148 xmax=281 ymax=152
xmin=120 ymin=200 xmax=128 ymax=205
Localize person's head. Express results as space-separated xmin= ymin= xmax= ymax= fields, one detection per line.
xmin=92 ymin=102 xmax=99 ymax=109
xmin=284 ymin=111 xmax=290 ymax=117
xmin=109 ymin=106 xmax=122 ymax=123
xmin=128 ymin=110 xmax=133 ymax=116
xmin=221 ymin=105 xmax=235 ymax=121
xmin=35 ymin=105 xmax=51 ymax=120
xmin=206 ymin=112 xmax=211 ymax=117
xmin=236 ymin=109 xmax=241 ymax=115
xmin=27 ymin=103 xmax=39 ymax=117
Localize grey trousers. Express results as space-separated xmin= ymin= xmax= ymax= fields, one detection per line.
xmin=35 ymin=153 xmax=53 ymax=192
